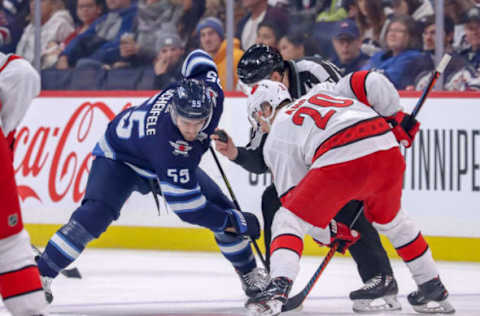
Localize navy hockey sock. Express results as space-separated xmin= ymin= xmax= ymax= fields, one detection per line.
xmin=38 ymin=219 xmax=94 ymax=278
xmin=215 ymin=232 xmax=256 ymax=274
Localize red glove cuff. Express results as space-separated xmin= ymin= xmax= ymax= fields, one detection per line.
xmin=387 ymin=111 xmax=420 ymax=148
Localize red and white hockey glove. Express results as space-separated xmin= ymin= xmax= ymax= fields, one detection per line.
xmin=386 ymin=111 xmax=420 ymax=148
xmin=314 ymin=220 xmax=360 ymax=254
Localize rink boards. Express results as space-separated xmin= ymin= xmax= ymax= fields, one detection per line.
xmin=15 ymin=90 xmax=480 ymax=262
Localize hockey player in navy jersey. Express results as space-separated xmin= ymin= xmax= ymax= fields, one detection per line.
xmin=35 ymin=49 xmax=268 ymax=303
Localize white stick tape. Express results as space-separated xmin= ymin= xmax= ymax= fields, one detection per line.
xmin=436 ymin=54 xmax=452 ymax=74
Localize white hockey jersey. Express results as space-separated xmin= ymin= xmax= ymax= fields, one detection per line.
xmin=263 ymin=71 xmax=402 ymax=198
xmin=0 ymin=53 xmax=40 ymax=136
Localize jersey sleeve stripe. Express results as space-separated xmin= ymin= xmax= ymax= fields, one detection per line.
xmin=93 ymin=135 xmax=116 ymax=160
xmin=160 ymin=182 xmax=201 ymax=196
xmin=349 ymin=70 xmax=371 ymax=106
xmin=124 ymin=162 xmax=156 ymax=179
xmin=312 ymin=117 xmax=390 ymax=163
xmin=167 ymin=195 xmax=207 ymax=213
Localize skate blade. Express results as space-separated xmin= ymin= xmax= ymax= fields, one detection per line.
xmin=352 ymin=295 xmax=402 ymax=313
xmin=246 ymin=300 xmax=283 ymax=316
xmin=411 ymin=298 xmax=455 ymax=314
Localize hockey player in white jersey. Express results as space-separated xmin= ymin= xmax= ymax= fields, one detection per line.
xmin=236 ymin=44 xmax=401 ymax=314
xmin=0 ymin=53 xmax=48 ymax=315
xmin=244 ymin=72 xmax=455 ymax=316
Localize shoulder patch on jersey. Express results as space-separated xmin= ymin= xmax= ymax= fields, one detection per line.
xmin=169 ymin=140 xmax=192 ymax=156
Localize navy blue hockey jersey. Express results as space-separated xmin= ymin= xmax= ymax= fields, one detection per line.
xmin=92 ymin=50 xmax=231 ymax=231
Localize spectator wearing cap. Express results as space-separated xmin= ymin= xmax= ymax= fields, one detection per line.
xmin=410 ymin=14 xmax=479 ymax=91
xmin=197 ymin=16 xmax=244 ymax=89
xmin=153 ymin=33 xmax=185 ymax=90
xmin=330 ymin=18 xmax=369 ymax=75
xmin=458 ymin=7 xmax=480 ymax=72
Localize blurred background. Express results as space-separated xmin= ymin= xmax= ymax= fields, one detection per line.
xmin=5 ymin=0 xmax=480 ymax=91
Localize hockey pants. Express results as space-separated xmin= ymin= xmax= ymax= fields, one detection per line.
xmin=262 ymin=184 xmax=393 ymax=281
xmin=0 ymin=129 xmax=48 ymax=315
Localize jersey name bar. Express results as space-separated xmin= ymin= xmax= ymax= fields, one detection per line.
xmin=146 ymin=89 xmax=174 ymax=136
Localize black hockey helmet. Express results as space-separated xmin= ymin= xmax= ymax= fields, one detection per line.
xmin=170 ymin=78 xmax=213 ymax=129
xmin=237 ymin=44 xmax=284 ymax=84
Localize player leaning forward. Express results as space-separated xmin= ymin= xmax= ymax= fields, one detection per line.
xmin=245 ymin=72 xmax=454 ymax=315
xmin=35 ymin=50 xmax=267 ymax=303
xmin=0 ymin=53 xmax=49 ymax=315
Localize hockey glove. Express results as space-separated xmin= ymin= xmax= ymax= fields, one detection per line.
xmin=226 ymin=209 xmax=261 ymax=239
xmin=386 ymin=111 xmax=420 ymax=148
xmin=314 ymin=220 xmax=360 ymax=254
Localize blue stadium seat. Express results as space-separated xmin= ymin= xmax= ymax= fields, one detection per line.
xmin=103 ymin=67 xmax=144 ymax=90
xmin=69 ymin=68 xmax=106 ymax=90
xmin=136 ymin=66 xmax=155 ymax=90
xmin=41 ymin=69 xmax=73 ymax=90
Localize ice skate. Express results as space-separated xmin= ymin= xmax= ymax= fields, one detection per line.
xmin=408 ymin=277 xmax=455 ymax=314
xmin=246 ymin=276 xmax=292 ymax=316
xmin=32 ymin=246 xmax=54 ymax=304
xmin=349 ymin=274 xmax=401 ymax=313
xmin=238 ymin=267 xmax=270 ymax=298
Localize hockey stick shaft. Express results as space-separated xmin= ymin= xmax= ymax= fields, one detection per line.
xmin=282 ymin=206 xmax=364 ymax=312
xmin=282 ymin=243 xmax=338 ymax=312
xmin=405 ymin=54 xmax=452 ymax=130
xmin=208 ymin=146 xmax=268 ymax=269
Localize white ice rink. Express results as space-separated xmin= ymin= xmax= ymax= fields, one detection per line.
xmin=1 ymin=249 xmax=479 ymax=316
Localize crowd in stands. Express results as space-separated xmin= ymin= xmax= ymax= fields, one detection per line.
xmin=1 ymin=0 xmax=480 ymax=91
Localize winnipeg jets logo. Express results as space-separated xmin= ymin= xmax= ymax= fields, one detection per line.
xmin=169 ymin=140 xmax=192 ymax=156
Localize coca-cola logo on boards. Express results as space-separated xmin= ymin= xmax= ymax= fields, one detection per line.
xmin=14 ymin=101 xmax=131 ymax=204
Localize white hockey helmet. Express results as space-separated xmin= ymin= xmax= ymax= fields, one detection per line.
xmin=247 ymin=79 xmax=292 ymax=129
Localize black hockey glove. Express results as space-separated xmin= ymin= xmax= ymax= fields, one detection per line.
xmin=226 ymin=209 xmax=261 ymax=239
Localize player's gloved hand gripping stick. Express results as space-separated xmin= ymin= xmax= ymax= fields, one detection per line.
xmin=283 ymin=54 xmax=453 ymax=312
xmin=210 ymin=130 xmax=267 ymax=269
xmin=388 ymin=54 xmax=452 ymax=148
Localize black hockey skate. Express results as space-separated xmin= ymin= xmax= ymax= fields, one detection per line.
xmin=238 ymin=267 xmax=270 ymax=298
xmin=407 ymin=276 xmax=455 ymax=314
xmin=349 ymin=274 xmax=401 ymax=313
xmin=245 ymin=276 xmax=292 ymax=316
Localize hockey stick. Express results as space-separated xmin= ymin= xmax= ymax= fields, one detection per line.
xmin=282 ymin=206 xmax=364 ymax=312
xmin=405 ymin=54 xmax=452 ymax=130
xmin=32 ymin=244 xmax=82 ymax=279
xmin=208 ymin=143 xmax=268 ymax=270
